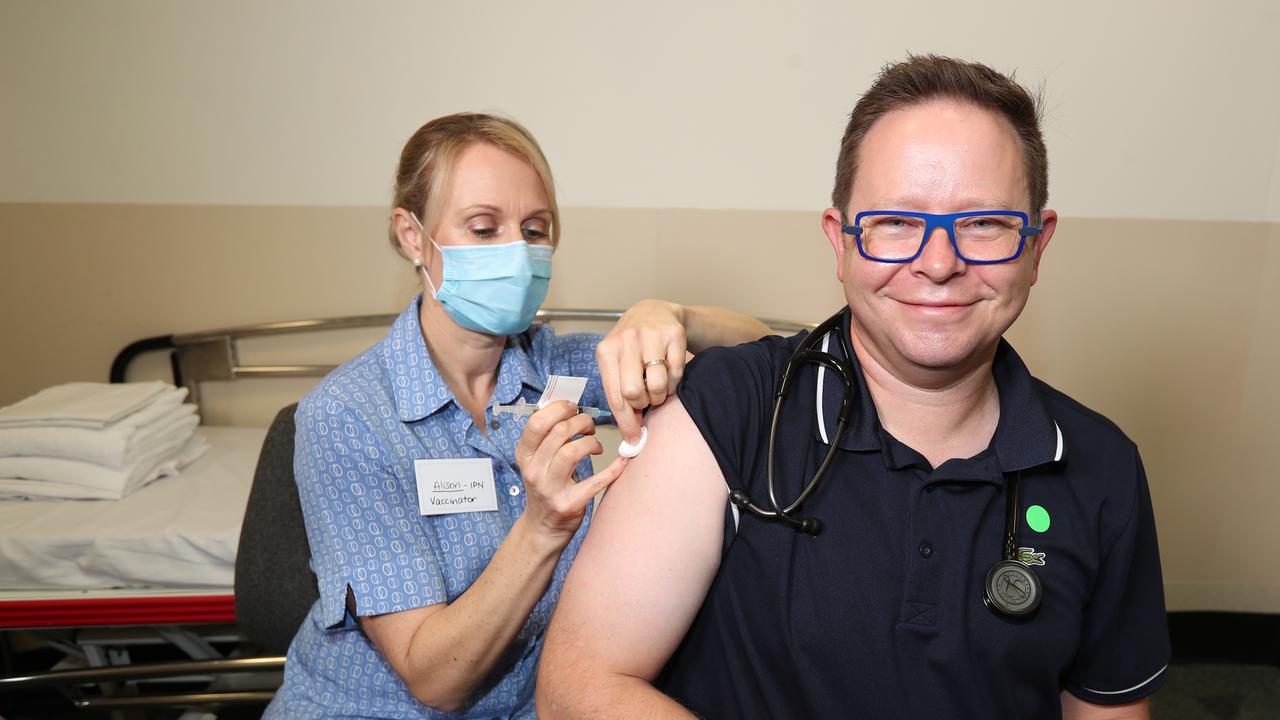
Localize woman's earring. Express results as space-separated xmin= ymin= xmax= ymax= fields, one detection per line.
xmin=413 ymin=258 xmax=422 ymax=268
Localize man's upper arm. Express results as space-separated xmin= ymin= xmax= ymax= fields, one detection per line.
xmin=540 ymin=396 xmax=727 ymax=703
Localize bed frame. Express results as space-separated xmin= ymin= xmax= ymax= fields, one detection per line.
xmin=109 ymin=309 xmax=811 ymax=407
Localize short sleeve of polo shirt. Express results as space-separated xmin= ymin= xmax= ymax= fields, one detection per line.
xmin=293 ymin=395 xmax=446 ymax=627
xmin=530 ymin=329 xmax=607 ymax=410
xmin=1064 ymin=446 xmax=1171 ymax=704
xmin=675 ymin=334 xmax=796 ymax=485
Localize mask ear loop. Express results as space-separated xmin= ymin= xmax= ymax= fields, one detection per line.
xmin=410 ymin=212 xmax=441 ymax=298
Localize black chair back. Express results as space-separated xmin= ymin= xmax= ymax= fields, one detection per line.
xmin=234 ymin=403 xmax=319 ymax=656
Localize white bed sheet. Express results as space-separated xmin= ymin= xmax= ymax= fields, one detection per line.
xmin=0 ymin=426 xmax=268 ymax=591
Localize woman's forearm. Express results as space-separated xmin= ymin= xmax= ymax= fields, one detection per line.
xmin=679 ymin=304 xmax=772 ymax=353
xmin=362 ymin=516 xmax=570 ymax=712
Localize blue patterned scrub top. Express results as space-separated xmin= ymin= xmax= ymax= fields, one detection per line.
xmin=265 ymin=296 xmax=605 ymax=719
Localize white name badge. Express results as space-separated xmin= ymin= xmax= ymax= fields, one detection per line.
xmin=414 ymin=458 xmax=499 ymax=516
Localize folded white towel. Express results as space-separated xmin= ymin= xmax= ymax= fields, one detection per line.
xmin=0 ymin=382 xmax=171 ymax=429
xmin=108 ymin=386 xmax=189 ymax=428
xmin=0 ymin=435 xmax=210 ymax=501
xmin=0 ymin=398 xmax=197 ymax=469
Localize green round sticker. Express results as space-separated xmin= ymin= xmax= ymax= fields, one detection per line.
xmin=1026 ymin=505 xmax=1051 ymax=533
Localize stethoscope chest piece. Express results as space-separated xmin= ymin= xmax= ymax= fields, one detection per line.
xmin=983 ymin=559 xmax=1042 ymax=618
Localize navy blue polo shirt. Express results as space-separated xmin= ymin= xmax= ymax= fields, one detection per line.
xmin=660 ymin=317 xmax=1169 ymax=719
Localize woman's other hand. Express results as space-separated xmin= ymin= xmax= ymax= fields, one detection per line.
xmin=597 ymin=299 xmax=689 ymax=444
xmin=515 ymin=401 xmax=627 ymax=542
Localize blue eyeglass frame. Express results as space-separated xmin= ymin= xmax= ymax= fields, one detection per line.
xmin=841 ymin=210 xmax=1042 ymax=265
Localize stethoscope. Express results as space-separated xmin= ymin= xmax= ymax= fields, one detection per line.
xmin=726 ymin=308 xmax=1043 ymax=619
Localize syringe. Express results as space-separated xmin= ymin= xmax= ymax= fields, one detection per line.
xmin=492 ymin=397 xmax=612 ymax=420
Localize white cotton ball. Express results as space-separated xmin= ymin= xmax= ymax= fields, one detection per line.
xmin=617 ymin=427 xmax=649 ymax=458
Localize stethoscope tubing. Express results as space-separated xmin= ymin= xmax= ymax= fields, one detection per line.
xmin=727 ymin=307 xmax=1042 ymax=618
xmin=729 ymin=309 xmax=854 ymax=535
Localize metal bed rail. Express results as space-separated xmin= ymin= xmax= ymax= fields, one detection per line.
xmin=109 ymin=308 xmax=816 ymax=405
xmin=0 ymin=655 xmax=284 ymax=710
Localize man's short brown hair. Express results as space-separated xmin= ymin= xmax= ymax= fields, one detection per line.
xmin=831 ymin=55 xmax=1048 ymax=216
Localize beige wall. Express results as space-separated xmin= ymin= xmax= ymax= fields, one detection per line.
xmin=2 ymin=202 xmax=1277 ymax=612
xmin=0 ymin=203 xmax=843 ymax=421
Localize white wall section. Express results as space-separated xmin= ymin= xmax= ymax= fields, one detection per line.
xmin=2 ymin=0 xmax=1278 ymax=220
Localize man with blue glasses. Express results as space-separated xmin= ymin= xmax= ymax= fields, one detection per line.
xmin=539 ymin=55 xmax=1169 ymax=719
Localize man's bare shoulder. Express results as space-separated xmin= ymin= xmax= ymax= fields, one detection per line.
xmin=620 ymin=397 xmax=726 ymax=475
xmin=591 ymin=396 xmax=728 ymax=552
xmin=538 ymin=397 xmax=729 ymax=717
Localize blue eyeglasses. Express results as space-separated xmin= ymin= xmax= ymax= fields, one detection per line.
xmin=841 ymin=210 xmax=1042 ymax=264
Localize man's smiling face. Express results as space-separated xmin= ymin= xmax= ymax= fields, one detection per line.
xmin=825 ymin=99 xmax=1056 ymax=382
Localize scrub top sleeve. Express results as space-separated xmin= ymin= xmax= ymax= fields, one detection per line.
xmin=293 ymin=396 xmax=448 ymax=628
xmin=1063 ymin=447 xmax=1171 ymax=705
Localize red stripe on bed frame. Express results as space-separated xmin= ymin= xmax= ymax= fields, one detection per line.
xmin=0 ymin=594 xmax=236 ymax=629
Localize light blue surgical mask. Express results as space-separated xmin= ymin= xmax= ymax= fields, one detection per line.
xmin=412 ymin=214 xmax=553 ymax=336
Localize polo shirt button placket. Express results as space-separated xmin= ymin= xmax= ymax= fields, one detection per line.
xmin=919 ymin=540 xmax=933 ymax=559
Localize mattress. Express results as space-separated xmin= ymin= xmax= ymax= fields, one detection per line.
xmin=0 ymin=426 xmax=267 ymax=591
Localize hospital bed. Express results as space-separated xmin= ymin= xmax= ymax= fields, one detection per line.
xmin=0 ymin=308 xmax=810 ymax=716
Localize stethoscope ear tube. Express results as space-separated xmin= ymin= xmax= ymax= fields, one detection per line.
xmin=727 ymin=486 xmax=824 ymax=532
xmin=728 ymin=489 xmax=824 ymax=535
xmin=730 ymin=309 xmax=854 ymax=537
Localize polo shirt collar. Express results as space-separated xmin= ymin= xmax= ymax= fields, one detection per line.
xmin=988 ymin=339 xmax=1065 ymax=471
xmin=492 ymin=333 xmax=547 ymax=406
xmin=812 ymin=312 xmax=882 ymax=452
xmin=814 ymin=316 xmax=1064 ymax=471
xmin=383 ymin=295 xmax=547 ymax=423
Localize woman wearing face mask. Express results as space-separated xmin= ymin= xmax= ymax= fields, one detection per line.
xmin=264 ymin=113 xmax=768 ymax=719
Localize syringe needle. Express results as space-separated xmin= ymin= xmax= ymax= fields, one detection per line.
xmin=492 ymin=398 xmax=611 ymax=419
